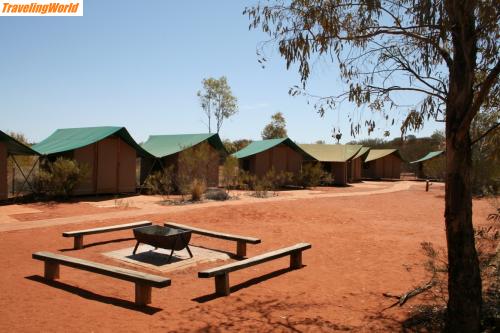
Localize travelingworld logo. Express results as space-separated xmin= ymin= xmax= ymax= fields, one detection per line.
xmin=1 ymin=0 xmax=82 ymax=16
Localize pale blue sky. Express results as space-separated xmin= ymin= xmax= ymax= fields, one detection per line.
xmin=0 ymin=0 xmax=443 ymax=144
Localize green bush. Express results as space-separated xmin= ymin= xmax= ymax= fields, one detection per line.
xmin=253 ymin=178 xmax=271 ymax=198
xmin=262 ymin=167 xmax=293 ymax=192
xmin=34 ymin=157 xmax=90 ymax=198
xmin=222 ymin=155 xmax=239 ymax=190
xmin=176 ymin=142 xmax=217 ymax=199
xmin=144 ymin=166 xmax=175 ymax=197
xmin=238 ymin=170 xmax=258 ymax=190
xmin=296 ymin=163 xmax=326 ymax=188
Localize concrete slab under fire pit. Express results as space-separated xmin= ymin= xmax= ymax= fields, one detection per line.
xmin=103 ymin=244 xmax=230 ymax=272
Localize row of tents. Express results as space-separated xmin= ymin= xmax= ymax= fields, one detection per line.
xmin=0 ymin=127 xmax=445 ymax=199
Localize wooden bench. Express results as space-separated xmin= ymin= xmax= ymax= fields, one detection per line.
xmin=198 ymin=242 xmax=311 ymax=296
xmin=32 ymin=251 xmax=170 ymax=306
xmin=63 ymin=221 xmax=153 ymax=250
xmin=165 ymin=222 xmax=261 ymax=258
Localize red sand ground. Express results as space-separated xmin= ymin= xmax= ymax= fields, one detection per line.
xmin=10 ymin=201 xmax=135 ymax=221
xmin=0 ymin=183 xmax=495 ymax=332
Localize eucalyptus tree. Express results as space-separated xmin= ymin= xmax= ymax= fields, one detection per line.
xmin=262 ymin=112 xmax=288 ymax=139
xmin=197 ymin=76 xmax=238 ymax=133
xmin=244 ymin=0 xmax=499 ymax=331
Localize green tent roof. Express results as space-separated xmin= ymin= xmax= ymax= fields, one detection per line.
xmin=364 ymin=149 xmax=403 ymax=162
xmin=0 ymin=130 xmax=39 ymax=155
xmin=32 ymin=126 xmax=153 ymax=158
xmin=410 ymin=150 xmax=444 ymax=164
xmin=232 ymin=137 xmax=313 ymax=159
xmin=141 ymin=133 xmax=226 ymax=158
xmin=298 ymin=144 xmax=363 ymax=162
xmin=353 ymin=146 xmax=370 ymax=159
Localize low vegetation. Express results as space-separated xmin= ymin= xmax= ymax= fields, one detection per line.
xmin=34 ymin=157 xmax=90 ymax=199
xmin=387 ymin=210 xmax=499 ymax=332
xmin=143 ymin=166 xmax=175 ymax=198
xmin=295 ymin=163 xmax=326 ymax=188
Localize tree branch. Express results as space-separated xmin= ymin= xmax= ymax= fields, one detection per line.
xmin=367 ymin=85 xmax=446 ymax=101
xmin=465 ymin=60 xmax=500 ymax=127
xmin=471 ymin=122 xmax=500 ymax=146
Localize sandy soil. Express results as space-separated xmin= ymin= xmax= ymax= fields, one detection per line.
xmin=0 ymin=182 xmax=495 ymax=332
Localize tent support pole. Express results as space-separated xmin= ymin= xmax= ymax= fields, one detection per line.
xmin=11 ymin=155 xmax=39 ymax=197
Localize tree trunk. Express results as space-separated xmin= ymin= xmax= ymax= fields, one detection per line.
xmin=444 ymin=1 xmax=482 ymax=331
xmin=444 ymin=129 xmax=482 ymax=332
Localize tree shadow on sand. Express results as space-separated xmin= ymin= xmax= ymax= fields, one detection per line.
xmin=170 ymin=296 xmax=355 ymax=333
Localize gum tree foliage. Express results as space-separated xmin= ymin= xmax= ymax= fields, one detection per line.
xmin=197 ymin=76 xmax=238 ymax=133
xmin=244 ymin=1 xmax=499 ymax=331
xmin=222 ymin=138 xmax=253 ymax=154
xmin=261 ymin=111 xmax=288 ymax=139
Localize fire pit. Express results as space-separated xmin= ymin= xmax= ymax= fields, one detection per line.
xmin=132 ymin=225 xmax=193 ymax=263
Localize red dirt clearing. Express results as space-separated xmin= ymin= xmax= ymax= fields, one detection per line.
xmin=0 ymin=184 xmax=495 ymax=332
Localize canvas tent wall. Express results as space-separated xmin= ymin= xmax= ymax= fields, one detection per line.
xmin=33 ymin=127 xmax=152 ymax=195
xmin=299 ymin=144 xmax=362 ymax=185
xmin=362 ymin=149 xmax=403 ymax=179
xmin=233 ymin=138 xmax=311 ymax=178
xmin=0 ymin=130 xmax=40 ymax=200
xmin=140 ymin=133 xmax=226 ymax=187
xmin=348 ymin=147 xmax=370 ymax=182
xmin=410 ymin=150 xmax=445 ymax=178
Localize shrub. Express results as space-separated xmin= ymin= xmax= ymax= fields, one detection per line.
xmin=190 ymin=179 xmax=206 ymax=201
xmin=262 ymin=168 xmax=293 ymax=192
xmin=253 ymin=179 xmax=271 ymax=198
xmin=222 ymin=155 xmax=239 ymax=190
xmin=296 ymin=163 xmax=326 ymax=188
xmin=177 ymin=142 xmax=218 ymax=198
xmin=238 ymin=170 xmax=258 ymax=190
xmin=34 ymin=157 xmax=90 ymax=198
xmin=144 ymin=166 xmax=175 ymax=197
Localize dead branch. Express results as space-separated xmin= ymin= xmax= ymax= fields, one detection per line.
xmin=382 ymin=279 xmax=436 ymax=310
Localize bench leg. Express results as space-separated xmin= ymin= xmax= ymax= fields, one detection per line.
xmin=215 ymin=273 xmax=230 ymax=296
xmin=135 ymin=283 xmax=152 ymax=306
xmin=236 ymin=241 xmax=247 ymax=258
xmin=74 ymin=236 xmax=84 ymax=250
xmin=290 ymin=251 xmax=303 ymax=269
xmin=44 ymin=261 xmax=60 ymax=280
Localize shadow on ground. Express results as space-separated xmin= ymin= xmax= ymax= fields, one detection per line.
xmin=25 ymin=275 xmax=162 ymax=315
xmin=59 ymin=237 xmax=135 ymax=252
xmin=173 ymin=296 xmax=355 ymax=333
xmin=192 ymin=267 xmax=301 ymax=303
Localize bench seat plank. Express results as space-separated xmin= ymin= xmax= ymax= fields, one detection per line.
xmin=63 ymin=221 xmax=152 ymax=237
xmin=198 ymin=242 xmax=311 ymax=278
xmin=165 ymin=222 xmax=261 ymax=244
xmin=33 ymin=251 xmax=170 ymax=288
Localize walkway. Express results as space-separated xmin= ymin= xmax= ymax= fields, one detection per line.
xmin=0 ymin=181 xmax=419 ymax=233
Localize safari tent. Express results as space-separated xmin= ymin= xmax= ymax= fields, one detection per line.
xmin=410 ymin=150 xmax=445 ymax=178
xmin=0 ymin=130 xmax=40 ymax=200
xmin=233 ymin=138 xmax=311 ymax=178
xmin=348 ymin=147 xmax=370 ymax=182
xmin=140 ymin=133 xmax=226 ymax=187
xmin=33 ymin=126 xmax=152 ymax=195
xmin=362 ymin=149 xmax=403 ymax=179
xmin=299 ymin=144 xmax=363 ymax=185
